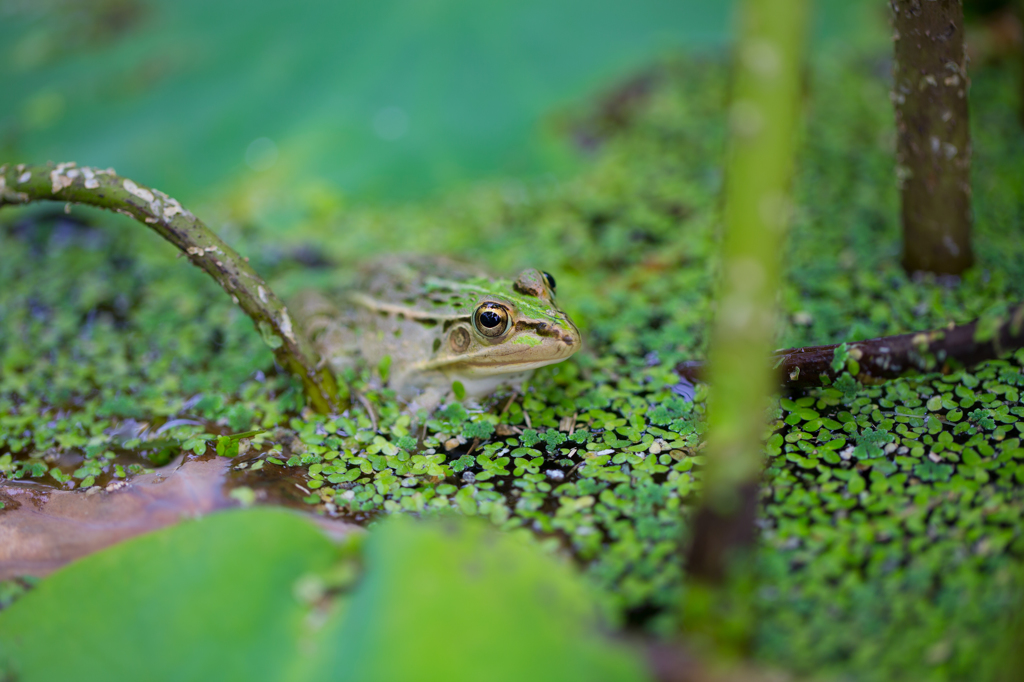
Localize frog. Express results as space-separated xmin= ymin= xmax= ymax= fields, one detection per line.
xmin=293 ymin=255 xmax=581 ymax=411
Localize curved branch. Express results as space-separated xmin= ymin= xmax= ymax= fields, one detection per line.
xmin=675 ymin=302 xmax=1024 ymax=388
xmin=0 ymin=161 xmax=345 ymax=414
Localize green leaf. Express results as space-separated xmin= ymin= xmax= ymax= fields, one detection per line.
xmin=1 ymin=1 xmax=729 ymax=204
xmin=463 ymin=420 xmax=495 ymax=441
xmin=182 ymin=437 xmax=208 ymax=456
xmin=1 ymin=513 xmax=647 ymax=682
xmin=831 ymin=343 xmax=850 ymax=373
xmin=228 ymin=486 xmax=256 ymax=507
xmin=438 ymin=403 xmax=468 ymax=424
xmin=834 ymin=373 xmax=859 ymax=397
xmin=455 ymin=486 xmax=478 ymax=515
xmin=0 ymin=509 xmax=340 ymax=681
xmin=520 ymin=429 xmax=542 ymax=447
xmin=311 ymin=518 xmax=648 ymax=682
xmin=378 ymin=355 xmax=392 ymax=382
xmin=542 ymin=429 xmax=568 ymax=452
xmin=449 ymin=454 xmax=476 ymax=473
xmin=452 ymin=380 xmax=467 ymax=401
xmin=215 ymin=435 xmax=239 ymax=458
xmin=257 ymin=321 xmax=284 ymax=350
xmin=914 ymin=461 xmax=953 ymax=482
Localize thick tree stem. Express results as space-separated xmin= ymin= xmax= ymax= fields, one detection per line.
xmin=891 ymin=0 xmax=974 ymax=275
xmin=1018 ymin=1 xmax=1024 ymax=128
xmin=0 ymin=162 xmax=346 ymax=414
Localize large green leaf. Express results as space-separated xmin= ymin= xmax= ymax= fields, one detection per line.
xmin=0 ymin=508 xmax=342 ymax=682
xmin=2 ymin=0 xmax=725 ymax=204
xmin=312 ymin=517 xmax=650 ymax=682
xmin=0 ymin=510 xmax=649 ymax=682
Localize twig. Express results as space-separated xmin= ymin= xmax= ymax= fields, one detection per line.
xmin=0 ymin=162 xmax=345 ymax=414
xmin=354 ymin=392 xmax=378 ymax=432
xmin=498 ymin=390 xmax=519 ymax=417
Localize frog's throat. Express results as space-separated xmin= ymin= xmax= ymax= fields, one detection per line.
xmin=411 ymin=340 xmax=578 ymax=376
xmin=415 ymin=355 xmax=570 ymax=376
xmin=449 ymin=371 xmax=535 ymax=398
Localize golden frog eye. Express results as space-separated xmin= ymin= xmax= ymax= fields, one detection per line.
xmin=473 ymin=303 xmax=510 ymax=338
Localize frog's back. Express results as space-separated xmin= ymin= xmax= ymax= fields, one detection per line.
xmin=358 ymin=255 xmax=487 ymax=304
xmin=292 ymin=255 xmax=486 ymax=382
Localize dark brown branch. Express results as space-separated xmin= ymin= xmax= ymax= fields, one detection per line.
xmin=676 ymin=302 xmax=1024 ymax=388
xmin=0 ymin=162 xmax=345 ymax=414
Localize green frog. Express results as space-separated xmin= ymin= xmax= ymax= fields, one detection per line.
xmin=294 ymin=256 xmax=581 ymax=410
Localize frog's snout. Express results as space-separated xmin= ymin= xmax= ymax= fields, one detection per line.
xmin=526 ymin=316 xmax=581 ymax=357
xmin=560 ymin=318 xmax=582 ymax=353
xmin=538 ymin=315 xmax=581 ymax=362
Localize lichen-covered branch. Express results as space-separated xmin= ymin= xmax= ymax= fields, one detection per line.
xmin=0 ymin=162 xmax=345 ymax=414
xmin=675 ymin=302 xmax=1024 ymax=388
xmin=891 ymin=0 xmax=974 ymax=275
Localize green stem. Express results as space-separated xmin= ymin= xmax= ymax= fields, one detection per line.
xmin=681 ymin=0 xmax=809 ymax=652
xmin=0 ymin=161 xmax=346 ymax=414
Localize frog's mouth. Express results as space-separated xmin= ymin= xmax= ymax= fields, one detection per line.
xmin=449 ymin=319 xmax=582 ymax=377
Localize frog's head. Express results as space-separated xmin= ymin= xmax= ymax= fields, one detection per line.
xmin=428 ymin=268 xmax=581 ymax=378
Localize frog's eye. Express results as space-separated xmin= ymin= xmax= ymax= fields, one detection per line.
xmin=473 ymin=303 xmax=510 ymax=338
xmin=542 ymin=271 xmax=556 ymax=291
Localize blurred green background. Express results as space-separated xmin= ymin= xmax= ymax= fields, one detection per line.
xmin=3 ymin=3 xmax=1024 ymax=680
xmin=2 ymin=0 xmax=860 ymax=211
